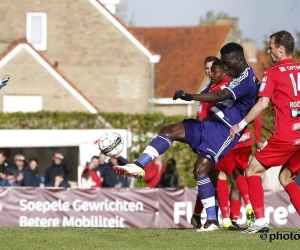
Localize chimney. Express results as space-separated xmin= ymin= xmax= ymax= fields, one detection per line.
xmin=241 ymin=41 xmax=258 ymax=63
xmin=215 ymin=17 xmax=239 ymax=31
xmin=100 ymin=0 xmax=120 ymax=14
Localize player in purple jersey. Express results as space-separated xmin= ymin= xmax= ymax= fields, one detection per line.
xmin=114 ymin=43 xmax=259 ymax=231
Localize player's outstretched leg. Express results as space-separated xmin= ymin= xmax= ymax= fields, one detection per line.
xmin=114 ymin=123 xmax=185 ymax=179
xmin=113 ymin=133 xmax=172 ymax=179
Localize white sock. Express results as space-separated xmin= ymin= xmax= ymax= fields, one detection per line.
xmin=255 ymin=218 xmax=266 ymax=226
xmin=222 ymin=218 xmax=231 ymax=224
xmin=245 ymin=204 xmax=252 ymax=211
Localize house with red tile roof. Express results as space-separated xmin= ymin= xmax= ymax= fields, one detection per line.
xmin=0 ymin=0 xmax=266 ymax=116
xmin=0 ymin=0 xmax=160 ymax=114
xmin=130 ymin=22 xmax=267 ymax=116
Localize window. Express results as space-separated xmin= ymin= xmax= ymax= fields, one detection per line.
xmin=26 ymin=12 xmax=47 ymax=51
xmin=3 ymin=95 xmax=43 ymax=113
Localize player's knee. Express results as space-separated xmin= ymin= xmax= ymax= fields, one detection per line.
xmin=218 ymin=171 xmax=227 ymax=180
xmin=160 ymin=123 xmax=184 ymax=140
xmin=278 ymin=173 xmax=294 ymax=187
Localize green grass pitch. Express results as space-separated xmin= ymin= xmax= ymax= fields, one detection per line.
xmin=0 ymin=227 xmax=298 ymax=250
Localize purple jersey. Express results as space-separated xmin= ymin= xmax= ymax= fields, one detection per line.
xmin=209 ymin=67 xmax=259 ymax=129
xmin=182 ymin=67 xmax=259 ymax=165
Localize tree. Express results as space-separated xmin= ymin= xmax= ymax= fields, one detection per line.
xmin=199 ymin=11 xmax=230 ymax=25
xmin=115 ymin=0 xmax=135 ymax=27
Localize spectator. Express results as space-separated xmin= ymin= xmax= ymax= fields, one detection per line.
xmin=0 ymin=150 xmax=10 ymax=182
xmin=102 ymin=156 xmax=129 ymax=188
xmin=156 ymin=158 xmax=181 ymax=188
xmin=1 ymin=172 xmax=17 ymax=187
xmin=53 ymin=173 xmax=70 ymax=188
xmin=97 ymin=153 xmax=109 ymax=178
xmin=7 ymin=154 xmax=27 ymax=186
xmin=81 ymin=155 xmax=102 ymax=188
xmin=145 ymin=155 xmax=166 ymax=188
xmin=23 ymin=157 xmax=44 ymax=187
xmin=44 ymin=152 xmax=71 ymax=187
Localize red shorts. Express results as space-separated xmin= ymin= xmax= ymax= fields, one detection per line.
xmin=255 ymin=136 xmax=300 ymax=174
xmin=215 ymin=146 xmax=252 ymax=174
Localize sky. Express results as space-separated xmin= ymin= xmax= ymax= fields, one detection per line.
xmin=121 ymin=0 xmax=299 ymax=49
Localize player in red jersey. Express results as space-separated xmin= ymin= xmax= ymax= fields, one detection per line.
xmin=230 ymin=30 xmax=300 ymax=233
xmin=216 ymin=127 xmax=254 ymax=228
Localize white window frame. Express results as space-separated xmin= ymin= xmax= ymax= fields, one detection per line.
xmin=26 ymin=12 xmax=47 ymax=51
xmin=3 ymin=95 xmax=43 ymax=113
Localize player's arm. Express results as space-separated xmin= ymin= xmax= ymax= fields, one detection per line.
xmin=173 ymin=89 xmax=231 ymax=103
xmin=230 ymin=96 xmax=270 ymax=139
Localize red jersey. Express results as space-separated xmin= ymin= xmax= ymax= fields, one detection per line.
xmin=197 ymin=76 xmax=253 ymax=148
xmin=258 ymin=59 xmax=300 ymax=141
xmin=81 ymin=165 xmax=102 ymax=188
xmin=197 ymin=77 xmax=229 ymax=119
xmin=145 ymin=161 xmax=166 ymax=188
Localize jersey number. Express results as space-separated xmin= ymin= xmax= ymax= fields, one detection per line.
xmin=289 ymin=73 xmax=300 ymax=96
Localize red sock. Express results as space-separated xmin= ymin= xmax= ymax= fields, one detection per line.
xmin=193 ymin=195 xmax=203 ymax=214
xmin=248 ymin=175 xmax=264 ymax=219
xmin=284 ymin=182 xmax=300 ymax=215
xmin=217 ymin=179 xmax=230 ymax=218
xmin=230 ymin=200 xmax=242 ymax=221
xmin=236 ymin=175 xmax=251 ymax=205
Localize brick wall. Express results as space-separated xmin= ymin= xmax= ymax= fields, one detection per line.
xmin=0 ymin=0 xmax=151 ymax=114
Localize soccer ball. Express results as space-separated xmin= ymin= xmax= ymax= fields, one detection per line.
xmin=98 ymin=131 xmax=124 ymax=157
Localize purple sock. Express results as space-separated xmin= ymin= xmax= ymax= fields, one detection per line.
xmin=196 ymin=176 xmax=217 ymax=220
xmin=137 ymin=133 xmax=172 ymax=166
xmin=149 ymin=133 xmax=172 ymax=154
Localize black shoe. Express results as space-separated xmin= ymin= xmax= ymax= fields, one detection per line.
xmin=190 ymin=213 xmax=201 ymax=228
xmin=230 ymin=220 xmax=240 ymax=228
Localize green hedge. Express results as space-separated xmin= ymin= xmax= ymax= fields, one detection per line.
xmin=0 ymin=111 xmax=273 ymax=188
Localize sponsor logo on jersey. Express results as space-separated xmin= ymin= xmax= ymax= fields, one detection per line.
xmin=287 ymin=65 xmax=300 ymax=70
xmin=228 ymin=79 xmax=239 ymax=89
xmin=293 ymin=139 xmax=300 ymax=146
xmin=290 ymin=102 xmax=300 ymax=108
xmin=262 ymin=76 xmax=267 ymax=83
xmin=198 ymin=103 xmax=203 ymax=113
xmin=279 ymin=66 xmax=286 ymax=72
xmin=292 ymin=122 xmax=300 ymax=131
xmin=238 ymin=132 xmax=251 ymax=142
xmin=290 ymin=109 xmax=300 ymax=118
xmin=259 ymin=82 xmax=266 ymax=92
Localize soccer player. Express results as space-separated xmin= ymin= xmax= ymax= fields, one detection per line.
xmin=114 ymin=42 xmax=259 ymax=231
xmin=195 ymin=58 xmax=257 ymax=229
xmin=191 ymin=55 xmax=219 ymax=228
xmin=230 ymin=30 xmax=300 ymax=233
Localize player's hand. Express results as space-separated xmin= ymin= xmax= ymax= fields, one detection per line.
xmin=173 ymin=90 xmax=193 ymax=101
xmin=229 ymin=124 xmax=242 ymax=140
xmin=255 ymin=142 xmax=263 ymax=150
